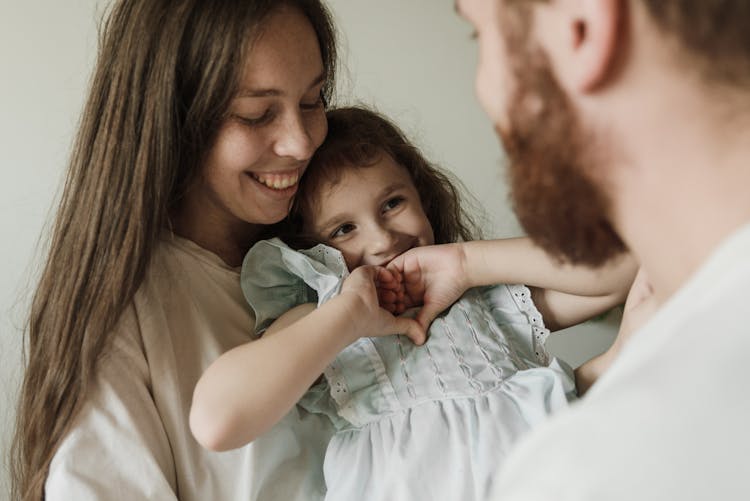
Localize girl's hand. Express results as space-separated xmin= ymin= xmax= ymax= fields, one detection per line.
xmin=340 ymin=266 xmax=426 ymax=346
xmin=385 ymin=243 xmax=471 ymax=336
xmin=376 ymin=267 xmax=407 ymax=315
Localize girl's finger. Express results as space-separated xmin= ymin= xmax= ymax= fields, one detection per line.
xmin=415 ymin=303 xmax=443 ymax=333
xmin=378 ymin=292 xmax=399 ymax=313
xmin=378 ymin=289 xmax=399 ymax=304
xmin=392 ymin=317 xmax=427 ymax=346
xmin=376 ymin=267 xmax=401 ymax=290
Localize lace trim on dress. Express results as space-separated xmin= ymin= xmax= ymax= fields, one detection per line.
xmin=507 ymin=284 xmax=551 ymax=366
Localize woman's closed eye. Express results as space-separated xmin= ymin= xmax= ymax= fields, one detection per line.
xmin=235 ymin=109 xmax=274 ymax=127
xmin=330 ymin=223 xmax=356 ymax=239
xmin=300 ymin=93 xmax=324 ymax=111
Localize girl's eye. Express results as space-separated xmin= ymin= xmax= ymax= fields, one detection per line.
xmin=330 ymin=223 xmax=355 ymax=239
xmin=383 ymin=196 xmax=405 ymax=212
xmin=236 ymin=110 xmax=274 ymax=127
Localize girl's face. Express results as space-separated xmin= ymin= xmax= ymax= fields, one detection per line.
xmin=308 ymin=155 xmax=435 ymax=270
xmin=189 ymin=5 xmax=328 ymax=232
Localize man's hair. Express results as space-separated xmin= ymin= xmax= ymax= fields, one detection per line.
xmin=642 ymin=0 xmax=750 ymax=85
xmin=279 ymin=106 xmax=482 ymax=248
xmin=517 ymin=0 xmax=750 ymax=85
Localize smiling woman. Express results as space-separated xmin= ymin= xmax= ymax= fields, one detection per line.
xmin=10 ymin=1 xmax=338 ymax=500
xmin=172 ymin=4 xmax=330 ymax=267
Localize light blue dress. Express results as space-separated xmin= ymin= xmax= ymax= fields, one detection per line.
xmin=242 ymin=238 xmax=576 ymax=501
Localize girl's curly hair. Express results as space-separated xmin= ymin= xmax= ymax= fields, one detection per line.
xmin=278 ymin=106 xmax=482 ymax=249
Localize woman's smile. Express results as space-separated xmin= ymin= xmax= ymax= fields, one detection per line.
xmin=247 ymin=168 xmax=304 ymax=197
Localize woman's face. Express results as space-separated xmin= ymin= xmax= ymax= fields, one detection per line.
xmin=192 ymin=5 xmax=328 ymax=234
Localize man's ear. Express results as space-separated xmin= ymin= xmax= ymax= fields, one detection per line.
xmin=540 ymin=0 xmax=625 ymax=93
xmin=571 ymin=0 xmax=624 ymax=92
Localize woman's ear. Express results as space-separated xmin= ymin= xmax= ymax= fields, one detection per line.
xmin=571 ymin=0 xmax=624 ymax=92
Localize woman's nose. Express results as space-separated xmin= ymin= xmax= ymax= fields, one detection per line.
xmin=273 ymin=112 xmax=316 ymax=160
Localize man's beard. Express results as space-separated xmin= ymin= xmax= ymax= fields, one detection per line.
xmin=497 ymin=26 xmax=626 ymax=266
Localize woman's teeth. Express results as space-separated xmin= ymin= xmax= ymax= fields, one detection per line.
xmin=251 ymin=172 xmax=300 ymax=190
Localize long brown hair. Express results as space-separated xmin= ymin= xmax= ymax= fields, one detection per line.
xmin=11 ymin=1 xmax=336 ymax=499
xmin=283 ymin=106 xmax=482 ymax=248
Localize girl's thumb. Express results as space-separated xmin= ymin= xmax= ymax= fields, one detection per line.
xmin=415 ymin=304 xmax=441 ymax=335
xmin=395 ymin=317 xmax=427 ymax=346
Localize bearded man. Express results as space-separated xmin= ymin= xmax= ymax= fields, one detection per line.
xmin=387 ymin=0 xmax=750 ymax=498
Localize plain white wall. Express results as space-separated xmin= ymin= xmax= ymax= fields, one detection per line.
xmin=0 ymin=1 xmax=618 ymax=497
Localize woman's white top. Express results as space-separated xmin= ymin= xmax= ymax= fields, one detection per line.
xmin=46 ymin=233 xmax=333 ymax=500
xmin=493 ymin=223 xmax=750 ymax=500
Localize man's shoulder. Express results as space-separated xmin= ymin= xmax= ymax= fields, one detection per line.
xmin=491 ymin=271 xmax=750 ymax=500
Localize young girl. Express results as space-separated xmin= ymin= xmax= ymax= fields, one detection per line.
xmin=191 ymin=107 xmax=636 ymax=500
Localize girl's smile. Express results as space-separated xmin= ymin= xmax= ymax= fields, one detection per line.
xmin=308 ymin=153 xmax=435 ymax=270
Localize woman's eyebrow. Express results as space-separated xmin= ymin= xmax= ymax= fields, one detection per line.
xmin=237 ymin=72 xmax=326 ymax=98
xmin=307 ymin=73 xmax=326 ymax=90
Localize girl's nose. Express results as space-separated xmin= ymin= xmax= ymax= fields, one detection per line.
xmin=368 ymin=225 xmax=398 ymax=257
xmin=273 ymin=112 xmax=316 ymax=160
